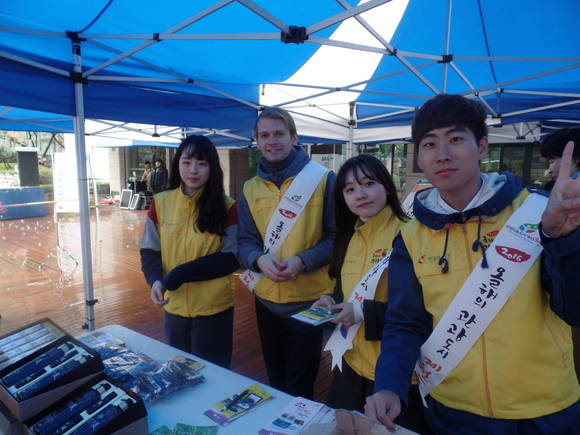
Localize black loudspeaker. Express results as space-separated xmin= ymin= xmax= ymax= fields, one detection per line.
xmin=16 ymin=149 xmax=40 ymax=187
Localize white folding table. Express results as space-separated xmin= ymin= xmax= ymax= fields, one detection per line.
xmin=80 ymin=324 xmax=293 ymax=434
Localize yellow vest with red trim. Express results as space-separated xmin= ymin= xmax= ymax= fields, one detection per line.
xmin=342 ymin=206 xmax=403 ymax=381
xmin=243 ymin=172 xmax=333 ymax=303
xmin=155 ymin=187 xmax=235 ymax=317
xmin=401 ymin=189 xmax=579 ymax=419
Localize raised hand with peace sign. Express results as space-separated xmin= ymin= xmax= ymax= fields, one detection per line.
xmin=541 ymin=141 xmax=580 ymax=238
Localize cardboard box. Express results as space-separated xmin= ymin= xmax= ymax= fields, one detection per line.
xmin=0 ymin=336 xmax=103 ymax=421
xmin=0 ymin=319 xmax=66 ymax=372
xmin=0 ymin=399 xmax=23 ymax=435
xmin=24 ymin=373 xmax=147 ymax=435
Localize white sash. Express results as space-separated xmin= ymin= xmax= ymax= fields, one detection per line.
xmin=324 ymin=251 xmax=391 ymax=371
xmin=414 ymin=193 xmax=547 ymax=405
xmin=239 ymin=160 xmax=328 ymax=292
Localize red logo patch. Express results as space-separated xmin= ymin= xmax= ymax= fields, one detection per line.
xmin=486 ymin=230 xmax=499 ymax=237
xmin=495 ymin=245 xmax=531 ymax=263
xmin=279 ymin=208 xmax=296 ymax=219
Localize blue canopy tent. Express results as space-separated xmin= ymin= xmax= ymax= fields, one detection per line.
xmin=1 ymin=0 xmax=578 ymax=328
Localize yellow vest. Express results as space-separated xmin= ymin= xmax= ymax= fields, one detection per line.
xmin=243 ymin=173 xmax=334 ymax=303
xmin=342 ymin=206 xmax=403 ymax=381
xmin=155 ymin=187 xmax=235 ymax=317
xmin=401 ymin=189 xmax=579 ymax=419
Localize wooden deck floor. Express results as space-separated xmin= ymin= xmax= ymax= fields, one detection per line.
xmin=0 ymin=205 xmax=332 ymax=402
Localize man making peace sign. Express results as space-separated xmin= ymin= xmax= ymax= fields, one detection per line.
xmin=366 ymin=95 xmax=580 ymax=434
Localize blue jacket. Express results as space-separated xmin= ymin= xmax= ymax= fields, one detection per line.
xmin=375 ymin=172 xmax=580 ymax=427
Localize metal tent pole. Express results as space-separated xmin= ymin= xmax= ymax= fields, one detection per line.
xmin=442 ymin=0 xmax=453 ymax=92
xmin=71 ymin=35 xmax=97 ymax=331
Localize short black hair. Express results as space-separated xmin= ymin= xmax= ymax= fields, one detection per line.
xmin=539 ymin=127 xmax=580 ymax=160
xmin=144 ymin=160 xmax=151 ymax=165
xmin=412 ymin=94 xmax=488 ymax=146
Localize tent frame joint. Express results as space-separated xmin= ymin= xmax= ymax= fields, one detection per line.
xmin=281 ymin=26 xmax=308 ymax=44
xmin=65 ymin=31 xmax=85 ymax=43
xmin=85 ymin=298 xmax=99 ymax=307
xmin=439 ymin=54 xmax=453 ymax=63
xmin=70 ymin=71 xmax=88 ymax=84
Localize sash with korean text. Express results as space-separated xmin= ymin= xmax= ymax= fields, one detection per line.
xmin=414 ymin=193 xmax=547 ymax=405
xmin=324 ymin=251 xmax=391 ymax=371
xmin=239 ymin=160 xmax=328 ymax=292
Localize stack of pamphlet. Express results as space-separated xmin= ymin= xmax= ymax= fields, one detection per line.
xmin=259 ymin=396 xmax=334 ymax=434
xmin=204 ymin=384 xmax=272 ymax=426
xmin=291 ymin=307 xmax=339 ymax=326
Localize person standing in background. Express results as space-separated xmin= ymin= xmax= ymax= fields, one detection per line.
xmin=141 ymin=160 xmax=153 ymax=190
xmin=150 ymin=158 xmax=168 ymax=193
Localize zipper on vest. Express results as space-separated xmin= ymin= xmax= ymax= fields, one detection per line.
xmin=481 ymin=336 xmax=495 ymax=417
xmin=460 ymin=212 xmax=467 ymax=233
xmin=186 ymin=202 xmax=194 ymax=318
xmin=463 ymin=225 xmax=494 ymax=416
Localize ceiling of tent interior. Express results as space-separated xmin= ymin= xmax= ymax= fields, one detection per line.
xmin=0 ymin=106 xmax=249 ymax=147
xmin=0 ymin=0 xmax=578 ymax=146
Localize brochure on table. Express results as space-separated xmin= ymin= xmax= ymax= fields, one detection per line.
xmin=80 ymin=324 xmax=295 ymax=434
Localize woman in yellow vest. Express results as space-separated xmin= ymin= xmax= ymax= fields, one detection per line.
xmin=140 ymin=135 xmax=238 ymax=368
xmin=314 ymin=155 xmax=429 ymax=433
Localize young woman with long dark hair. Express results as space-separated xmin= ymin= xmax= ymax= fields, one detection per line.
xmin=140 ymin=135 xmax=238 ymax=368
xmin=313 ymin=155 xmax=429 ymax=433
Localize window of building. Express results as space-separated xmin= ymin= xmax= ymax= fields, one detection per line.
xmin=480 ymin=142 xmax=548 ymax=187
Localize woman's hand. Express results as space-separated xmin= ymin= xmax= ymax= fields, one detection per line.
xmin=331 ymin=301 xmax=364 ymax=326
xmin=150 ymin=280 xmax=169 ymax=307
xmin=311 ymin=294 xmax=335 ymax=309
xmin=331 ymin=302 xmax=355 ymax=326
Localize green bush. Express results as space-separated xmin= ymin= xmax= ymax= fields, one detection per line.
xmin=0 ymin=162 xmax=16 ymax=173
xmin=39 ymin=165 xmax=52 ymax=184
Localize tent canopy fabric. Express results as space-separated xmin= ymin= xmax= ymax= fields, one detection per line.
xmin=1 ymin=0 xmax=579 ymax=145
xmin=2 ymin=0 xmax=577 ymax=330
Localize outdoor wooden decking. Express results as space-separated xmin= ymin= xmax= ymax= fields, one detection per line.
xmin=0 ymin=205 xmax=332 ymax=402
xmin=2 ymin=205 xmax=578 ymax=406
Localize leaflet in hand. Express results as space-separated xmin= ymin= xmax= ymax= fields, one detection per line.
xmin=259 ymin=396 xmax=334 ymax=435
xmin=291 ymin=307 xmax=339 ymax=325
xmin=204 ymin=384 xmax=273 ymax=426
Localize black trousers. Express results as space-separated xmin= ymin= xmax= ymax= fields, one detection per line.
xmin=164 ymin=307 xmax=233 ymax=369
xmin=255 ymin=298 xmax=323 ymax=399
xmin=328 ymin=358 xmax=433 ymax=434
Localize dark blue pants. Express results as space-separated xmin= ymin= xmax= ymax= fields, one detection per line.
xmin=164 ymin=307 xmax=233 ymax=369
xmin=255 ymin=298 xmax=323 ymax=399
xmin=424 ymin=396 xmax=580 ymax=435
